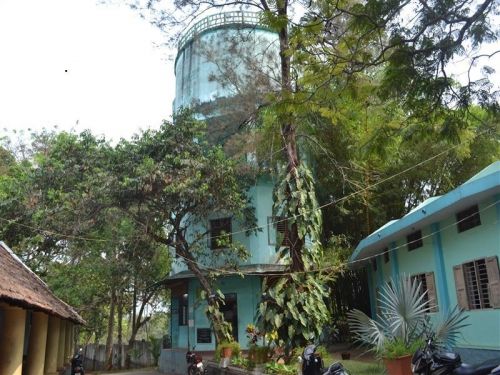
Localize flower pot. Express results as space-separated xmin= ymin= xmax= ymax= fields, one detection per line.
xmin=341 ymin=352 xmax=351 ymax=360
xmin=222 ymin=347 xmax=233 ymax=358
xmin=383 ymin=355 xmax=413 ymax=375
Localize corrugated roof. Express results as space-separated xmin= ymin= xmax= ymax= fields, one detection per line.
xmin=0 ymin=242 xmax=85 ymax=324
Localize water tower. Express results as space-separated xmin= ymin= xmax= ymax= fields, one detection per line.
xmin=174 ymin=11 xmax=279 ymax=141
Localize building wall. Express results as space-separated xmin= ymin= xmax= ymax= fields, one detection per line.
xmin=170 ymin=275 xmax=262 ymax=350
xmin=170 ymin=179 xmax=279 ymax=276
xmin=439 ymin=196 xmax=500 ymax=352
xmin=365 ymin=194 xmax=500 ymax=362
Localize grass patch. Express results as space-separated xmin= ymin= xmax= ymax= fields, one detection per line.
xmin=342 ymin=360 xmax=386 ymax=375
xmin=324 ymin=353 xmax=385 ymax=375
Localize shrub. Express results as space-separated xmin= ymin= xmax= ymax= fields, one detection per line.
xmin=265 ymin=362 xmax=297 ymax=375
xmin=249 ymin=345 xmax=271 ymax=364
xmin=381 ymin=338 xmax=424 ymax=359
xmin=232 ymin=356 xmax=256 ymax=370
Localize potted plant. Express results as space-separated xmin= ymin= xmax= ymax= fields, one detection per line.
xmin=340 ymin=352 xmax=350 ymax=360
xmin=217 ymin=341 xmax=241 ymax=360
xmin=348 ymin=275 xmax=468 ymax=375
xmin=246 ymin=324 xmax=271 ymax=364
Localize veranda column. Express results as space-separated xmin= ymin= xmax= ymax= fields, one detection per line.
xmin=68 ymin=323 xmax=74 ymax=356
xmin=64 ymin=321 xmax=72 ymax=361
xmin=57 ymin=320 xmax=67 ymax=369
xmin=0 ymin=305 xmax=26 ymax=375
xmin=25 ymin=312 xmax=49 ymax=375
xmin=44 ymin=316 xmax=61 ymax=374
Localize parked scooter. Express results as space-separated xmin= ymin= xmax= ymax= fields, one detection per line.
xmin=70 ymin=349 xmax=85 ymax=375
xmin=301 ymin=345 xmax=350 ymax=375
xmin=412 ymin=335 xmax=500 ymax=375
xmin=186 ymin=346 xmax=207 ymax=375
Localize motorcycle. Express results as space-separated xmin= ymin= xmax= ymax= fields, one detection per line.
xmin=412 ymin=335 xmax=500 ymax=375
xmin=70 ymin=349 xmax=85 ymax=375
xmin=186 ymin=346 xmax=207 ymax=375
xmin=301 ymin=345 xmax=350 ymax=375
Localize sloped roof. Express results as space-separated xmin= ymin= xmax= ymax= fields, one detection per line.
xmin=0 ymin=242 xmax=84 ymax=324
xmin=350 ymin=161 xmax=500 ymax=265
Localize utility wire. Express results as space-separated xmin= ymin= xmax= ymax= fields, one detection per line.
xmin=0 ymin=132 xmax=495 ymax=275
xmin=167 ymin=200 xmax=499 ymax=276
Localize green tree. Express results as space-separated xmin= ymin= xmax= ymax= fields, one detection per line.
xmin=110 ymin=110 xmax=256 ymax=343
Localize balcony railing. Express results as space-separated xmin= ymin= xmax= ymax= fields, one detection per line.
xmin=178 ymin=11 xmax=265 ymax=51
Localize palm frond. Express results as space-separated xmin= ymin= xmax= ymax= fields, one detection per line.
xmin=378 ymin=274 xmax=430 ymax=344
xmin=347 ymin=309 xmax=387 ymax=352
xmin=433 ymin=306 xmax=469 ymax=348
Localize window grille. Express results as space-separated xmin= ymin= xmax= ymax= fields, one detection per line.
xmin=407 ymin=230 xmax=423 ymax=251
xmin=209 ymin=217 xmax=232 ymax=249
xmin=456 ymin=205 xmax=481 ymax=233
xmin=268 ymin=216 xmax=291 ymax=247
xmin=411 ymin=273 xmax=439 ymax=312
xmin=463 ymin=259 xmax=491 ymax=309
xmin=179 ymin=295 xmax=188 ymax=326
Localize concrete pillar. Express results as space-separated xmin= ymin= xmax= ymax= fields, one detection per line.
xmin=44 ymin=316 xmax=60 ymax=374
xmin=64 ymin=322 xmax=72 ymax=361
xmin=68 ymin=323 xmax=74 ymax=357
xmin=0 ymin=305 xmax=27 ymax=375
xmin=25 ymin=312 xmax=49 ymax=375
xmin=57 ymin=320 xmax=67 ymax=369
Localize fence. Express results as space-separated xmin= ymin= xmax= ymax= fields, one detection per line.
xmin=82 ymin=341 xmax=156 ymax=370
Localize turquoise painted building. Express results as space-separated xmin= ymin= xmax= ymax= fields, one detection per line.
xmin=160 ymin=12 xmax=282 ymax=366
xmin=350 ymin=161 xmax=500 ymax=363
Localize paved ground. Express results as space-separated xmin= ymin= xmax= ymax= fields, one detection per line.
xmin=87 ymin=369 xmax=162 ymax=375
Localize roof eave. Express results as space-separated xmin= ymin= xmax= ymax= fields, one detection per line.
xmin=350 ymin=171 xmax=500 ymax=264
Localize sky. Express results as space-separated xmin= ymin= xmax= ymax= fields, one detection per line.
xmin=0 ymin=0 xmax=176 ymax=143
xmin=0 ymin=0 xmax=498 ymax=144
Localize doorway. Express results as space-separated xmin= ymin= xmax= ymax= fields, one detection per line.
xmin=219 ymin=293 xmax=238 ymax=342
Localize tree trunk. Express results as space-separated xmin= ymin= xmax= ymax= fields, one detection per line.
xmin=126 ymin=278 xmax=137 ymax=369
xmin=92 ymin=333 xmax=99 ymax=371
xmin=105 ymin=287 xmax=116 ymax=370
xmin=117 ymin=291 xmax=123 ymax=369
xmin=277 ymin=2 xmax=305 ymax=272
xmin=176 ymin=234 xmax=230 ymax=343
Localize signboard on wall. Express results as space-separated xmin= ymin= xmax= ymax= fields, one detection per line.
xmin=197 ymin=328 xmax=212 ymax=343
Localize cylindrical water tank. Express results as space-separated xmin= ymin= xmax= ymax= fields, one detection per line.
xmin=174 ymin=11 xmax=279 ymax=117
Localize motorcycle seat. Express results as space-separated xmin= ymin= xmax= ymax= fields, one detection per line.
xmin=434 ymin=352 xmax=461 ymax=364
xmin=453 ymin=359 xmax=500 ymax=375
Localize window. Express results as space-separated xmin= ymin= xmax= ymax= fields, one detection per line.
xmin=456 ymin=205 xmax=481 ymax=232
xmin=407 ymin=230 xmax=423 ymax=251
xmin=179 ymin=295 xmax=188 ymax=326
xmin=209 ymin=217 xmax=232 ymax=249
xmin=454 ymin=256 xmax=500 ymax=310
xmin=383 ymin=248 xmax=389 ymax=263
xmin=411 ymin=273 xmax=438 ymax=312
xmin=268 ymin=216 xmax=291 ymax=247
